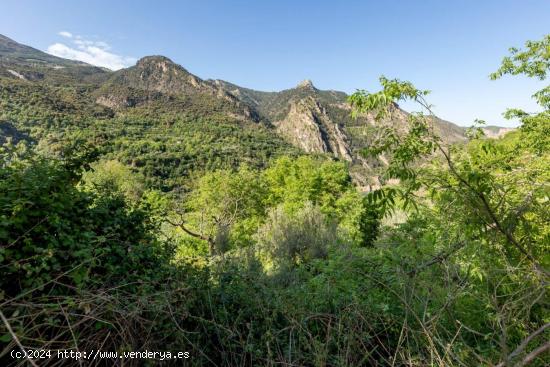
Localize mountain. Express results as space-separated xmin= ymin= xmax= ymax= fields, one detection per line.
xmin=213 ymin=79 xmax=355 ymax=158
xmin=0 ymin=34 xmax=474 ymax=188
xmin=212 ymin=77 xmax=466 ymax=185
xmin=482 ymin=125 xmax=515 ymax=138
xmin=94 ymin=55 xmax=259 ymax=120
xmin=0 ymin=34 xmax=108 ymax=84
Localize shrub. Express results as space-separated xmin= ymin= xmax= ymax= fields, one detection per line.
xmin=256 ymin=202 xmax=336 ymax=268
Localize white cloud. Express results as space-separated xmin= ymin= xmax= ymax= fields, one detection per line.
xmin=46 ymin=33 xmax=136 ymax=70
xmin=58 ymin=31 xmax=73 ymax=38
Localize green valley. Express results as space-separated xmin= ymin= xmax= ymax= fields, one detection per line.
xmin=0 ymin=31 xmax=548 ymax=367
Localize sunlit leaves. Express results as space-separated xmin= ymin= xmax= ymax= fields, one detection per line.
xmin=465 ymin=119 xmax=486 ymax=140
xmin=490 ymin=35 xmax=550 ymax=81
xmin=348 ymin=76 xmax=430 ymax=120
xmin=490 ymin=34 xmax=550 ymax=158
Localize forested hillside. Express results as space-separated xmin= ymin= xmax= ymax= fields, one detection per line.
xmin=0 ymin=34 xmax=468 ymax=189
xmin=0 ymin=33 xmax=548 ymax=367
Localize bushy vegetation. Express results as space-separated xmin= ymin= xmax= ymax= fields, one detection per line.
xmin=0 ymin=77 xmax=298 ymax=190
xmin=1 ymin=36 xmax=548 ymax=366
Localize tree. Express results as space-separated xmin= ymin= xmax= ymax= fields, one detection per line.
xmin=348 ymin=35 xmax=549 ymax=365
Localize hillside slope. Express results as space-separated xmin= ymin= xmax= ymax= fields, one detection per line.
xmin=0 ymin=33 xmax=470 ymax=188
xmin=0 ymin=34 xmax=109 ymax=84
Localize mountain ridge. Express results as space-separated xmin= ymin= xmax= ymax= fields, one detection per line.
xmin=0 ymin=34 xmax=109 ymax=84
xmin=0 ymin=34 xmax=483 ymax=187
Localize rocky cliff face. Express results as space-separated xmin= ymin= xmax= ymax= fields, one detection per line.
xmin=275 ymin=96 xmax=352 ymax=161
xmin=214 ymin=78 xmax=467 ymax=184
xmin=482 ymin=126 xmax=515 ymax=138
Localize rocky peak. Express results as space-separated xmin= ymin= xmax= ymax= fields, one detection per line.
xmin=135 ymin=55 xmax=192 ymax=78
xmin=110 ymin=54 xmax=206 ymax=95
xmin=274 ymin=96 xmax=352 ymax=161
xmin=97 ymin=55 xmax=260 ymax=121
xmin=297 ymin=79 xmax=316 ymax=90
xmin=136 ymin=55 xmax=180 ymax=70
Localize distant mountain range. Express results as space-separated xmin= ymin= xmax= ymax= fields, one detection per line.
xmin=0 ymin=34 xmax=512 ymax=187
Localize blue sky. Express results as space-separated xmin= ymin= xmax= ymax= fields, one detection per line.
xmin=1 ymin=0 xmax=548 ymax=127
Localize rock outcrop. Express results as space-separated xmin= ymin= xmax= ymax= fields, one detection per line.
xmin=482 ymin=126 xmax=515 ymax=138
xmin=275 ymin=96 xmax=352 ymax=161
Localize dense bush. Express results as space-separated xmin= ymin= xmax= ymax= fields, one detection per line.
xmin=256 ymin=203 xmax=335 ymax=267
xmin=0 ymin=143 xmax=189 ymax=364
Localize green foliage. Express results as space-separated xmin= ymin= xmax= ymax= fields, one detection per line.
xmin=81 ymin=159 xmax=146 ymax=202
xmin=0 ymin=144 xmax=170 ymax=297
xmin=490 ymin=34 xmax=550 ymax=81
xmin=263 ymin=155 xmax=354 ymax=214
xmin=1 ymin=35 xmax=548 ymax=367
xmin=490 ymin=34 xmax=550 ymax=155
xmin=346 ymin=35 xmax=549 ymax=366
xmin=172 ymin=156 xmax=377 ymax=258
xmin=0 ymin=77 xmax=299 ymax=191
xmin=184 ymin=165 xmax=267 ymax=252
xmin=356 ymin=197 xmax=381 ymax=247
xmin=349 ymin=76 xmax=430 ymax=120
xmin=256 ymin=203 xmax=335 ymax=268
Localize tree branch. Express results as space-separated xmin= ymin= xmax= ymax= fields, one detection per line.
xmin=166 ymin=218 xmax=213 ymax=245
xmin=0 ymin=309 xmax=39 ymax=367
xmin=495 ymin=322 xmax=550 ymax=367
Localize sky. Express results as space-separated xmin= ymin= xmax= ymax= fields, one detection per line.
xmin=1 ymin=0 xmax=548 ymax=127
